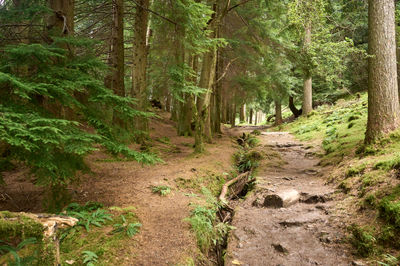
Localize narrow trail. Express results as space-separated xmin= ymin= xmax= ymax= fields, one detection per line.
xmin=226 ymin=130 xmax=353 ymax=266
xmin=74 ymin=114 xmax=237 ymax=265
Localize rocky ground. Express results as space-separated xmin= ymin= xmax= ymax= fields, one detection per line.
xmin=225 ymin=131 xmax=355 ymax=266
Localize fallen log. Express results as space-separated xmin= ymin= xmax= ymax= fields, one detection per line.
xmin=219 ymin=172 xmax=251 ymax=204
xmin=263 ymin=189 xmax=300 ymax=208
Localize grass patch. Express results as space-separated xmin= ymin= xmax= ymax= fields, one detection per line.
xmin=175 ymin=172 xmax=228 ymax=197
xmin=185 ymin=188 xmax=234 ymax=255
xmin=378 ymin=186 xmax=400 ymax=229
xmin=151 ymin=185 xmax=171 ymax=196
xmin=345 ymin=164 xmax=367 ymax=178
xmin=349 ymin=224 xmax=377 ymax=257
xmin=374 ymin=154 xmax=400 ymax=171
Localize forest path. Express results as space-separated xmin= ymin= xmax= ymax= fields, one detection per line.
xmin=75 ymin=113 xmax=237 ymax=265
xmin=225 ymin=130 xmax=354 ymax=266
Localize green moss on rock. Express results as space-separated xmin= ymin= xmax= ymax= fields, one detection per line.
xmin=0 ymin=212 xmax=44 ymax=242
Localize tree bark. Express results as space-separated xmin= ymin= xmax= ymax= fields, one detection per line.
xmin=249 ymin=108 xmax=253 ymax=124
xmin=365 ymin=0 xmax=400 ymax=143
xmin=231 ymin=102 xmax=236 ymax=127
xmin=274 ymin=100 xmax=283 ymax=125
xmin=302 ymin=23 xmax=313 ymax=116
xmin=106 ymin=0 xmax=125 ymax=127
xmin=176 ymin=30 xmax=193 ymax=136
xmin=289 ymin=96 xmax=302 ymax=118
xmin=48 ymin=0 xmax=74 ymax=37
xmin=213 ymin=39 xmax=223 ymax=134
xmin=194 ymin=46 xmax=217 ymax=152
xmin=239 ymin=104 xmax=246 ymax=123
xmin=132 ymin=0 xmax=150 ymax=140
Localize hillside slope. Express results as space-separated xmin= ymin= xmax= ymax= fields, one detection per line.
xmin=275 ymin=94 xmax=400 ymax=265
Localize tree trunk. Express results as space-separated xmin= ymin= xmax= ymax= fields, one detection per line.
xmin=231 ymin=102 xmax=236 ymax=127
xmin=249 ymin=108 xmax=253 ymax=124
xmin=106 ymin=0 xmax=125 ymax=127
xmin=47 ymin=0 xmax=74 ymax=118
xmin=132 ymin=0 xmax=150 ymax=140
xmin=194 ymin=46 xmax=217 ymax=152
xmin=289 ymin=96 xmax=302 ymax=118
xmin=239 ymin=104 xmax=246 ymax=123
xmin=213 ymin=44 xmax=223 ymax=134
xmin=48 ymin=0 xmax=74 ymax=37
xmin=254 ymin=111 xmax=258 ymax=125
xmin=365 ymin=0 xmax=400 ymax=143
xmin=302 ymin=23 xmax=313 ymax=116
xmin=178 ymin=95 xmax=193 ymax=136
xmin=274 ymin=100 xmax=283 ymax=125
xmin=165 ymin=93 xmax=171 ymax=112
xmin=176 ymin=30 xmax=193 ymax=136
xmin=170 ymin=98 xmax=178 ymax=121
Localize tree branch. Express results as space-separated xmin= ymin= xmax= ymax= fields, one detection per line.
xmin=227 ymin=0 xmax=252 ymax=13
xmin=131 ymin=0 xmax=177 ymax=25
xmin=215 ymin=57 xmax=238 ymax=84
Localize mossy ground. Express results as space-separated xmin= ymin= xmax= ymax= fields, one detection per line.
xmin=59 ymin=206 xmax=140 ymax=266
xmin=0 ymin=212 xmax=55 ymax=265
xmin=273 ymin=93 xmax=400 ymax=263
xmin=0 ymin=207 xmax=140 ymax=265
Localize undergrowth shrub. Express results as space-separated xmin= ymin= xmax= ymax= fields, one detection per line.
xmin=345 ymin=164 xmax=366 ymax=178
xmin=234 ymin=150 xmax=263 ymax=173
xmin=374 ymin=155 xmax=400 ymax=171
xmin=0 ymin=4 xmax=159 ymax=211
xmin=65 ymin=202 xmax=112 ymax=232
xmin=349 ymin=224 xmax=376 ymax=257
xmin=185 ymin=188 xmax=234 ymax=254
xmin=378 ymin=199 xmax=400 ymax=229
xmin=151 ymin=185 xmax=171 ymax=196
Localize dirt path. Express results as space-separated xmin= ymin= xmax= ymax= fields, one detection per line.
xmin=225 ymin=131 xmax=353 ymax=266
xmin=0 ymin=112 xmax=237 ymax=265
xmin=74 ymin=114 xmax=237 ymax=265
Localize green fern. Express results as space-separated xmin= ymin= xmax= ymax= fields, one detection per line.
xmin=112 ymin=215 xmax=142 ymax=238
xmin=151 ymin=185 xmax=171 ymax=196
xmin=82 ymin=250 xmax=98 ymax=266
xmin=66 ymin=203 xmax=113 ymax=232
xmin=0 ymin=237 xmax=37 ymax=266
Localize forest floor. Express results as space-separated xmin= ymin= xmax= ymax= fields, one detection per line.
xmin=0 ymin=108 xmax=372 ymax=265
xmin=225 ymin=129 xmax=355 ymax=266
xmin=1 ymin=110 xmax=239 ymax=265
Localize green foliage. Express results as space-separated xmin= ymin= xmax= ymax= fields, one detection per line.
xmin=345 ymin=164 xmax=366 ymax=178
xmin=378 ymin=254 xmax=399 ymax=266
xmin=0 ymin=212 xmax=44 ymax=242
xmin=82 ymin=250 xmax=98 ymax=266
xmin=295 ymin=124 xmax=320 ymax=135
xmin=175 ymin=172 xmax=227 ymax=196
xmin=322 ymin=126 xmax=338 ymax=153
xmin=0 ymin=17 xmax=158 ymax=201
xmin=0 ymin=237 xmax=37 ymax=266
xmin=156 ymin=137 xmax=170 ymax=144
xmin=151 ymin=185 xmax=172 ymax=196
xmin=113 ymin=218 xmax=141 ymax=238
xmin=60 ymin=205 xmax=140 ymax=265
xmin=349 ymin=224 xmax=377 ymax=257
xmin=379 ymin=199 xmax=400 ymax=229
xmin=374 ymin=155 xmax=400 ymax=171
xmin=185 ymin=188 xmax=234 ymax=254
xmin=66 ymin=202 xmax=113 ymax=232
xmin=364 ymin=194 xmax=377 ymax=208
xmin=234 ymin=150 xmax=263 ymax=173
